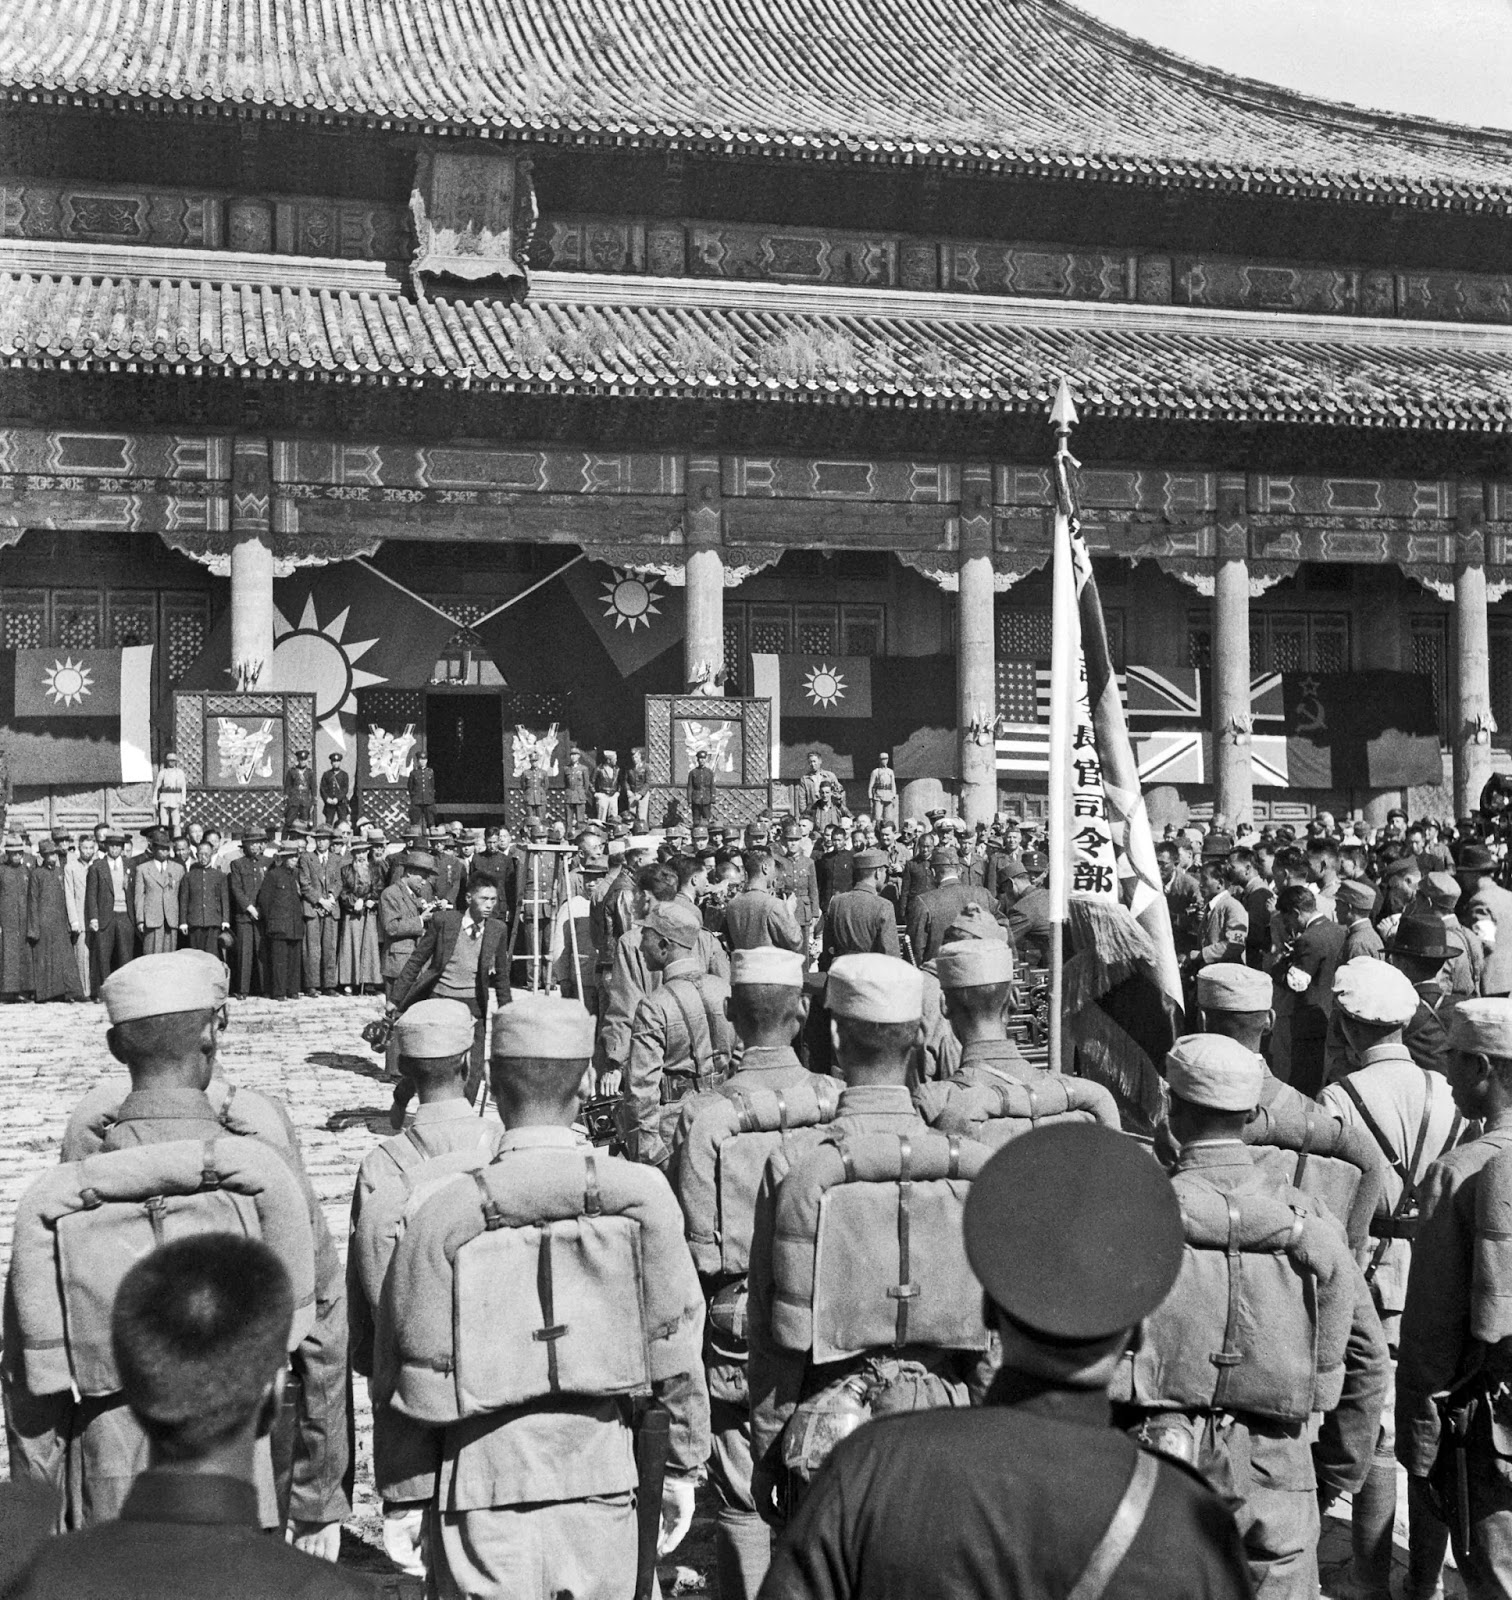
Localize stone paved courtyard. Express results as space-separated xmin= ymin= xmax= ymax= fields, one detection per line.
xmin=0 ymin=994 xmax=1463 ymax=1596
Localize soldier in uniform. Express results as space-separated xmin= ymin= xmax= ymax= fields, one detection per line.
xmin=5 ymin=1235 xmax=370 ymax=1600
xmin=519 ymin=748 xmax=550 ymax=824
xmin=283 ymin=748 xmax=315 ymax=833
xmin=318 ymin=753 xmax=350 ymax=828
xmin=1415 ymin=869 xmax=1482 ymax=999
xmin=774 ymin=821 xmax=820 ymax=948
xmin=563 ymin=747 xmax=592 ymax=832
xmin=688 ymin=748 xmax=716 ymax=825
xmin=1398 ymin=998 xmax=1512 ymax=1600
xmin=1457 ymin=843 xmax=1512 ymax=995
xmin=1336 ymin=878 xmax=1385 ymax=963
xmin=1387 ymin=915 xmax=1455 ymax=1078
xmin=725 ymin=852 xmax=804 ymax=954
xmin=671 ymin=947 xmax=833 ymax=1600
xmin=406 ymin=750 xmax=438 ymax=831
xmin=931 ymin=933 xmax=1037 ymax=1086
xmin=1194 ymin=963 xmax=1313 ymax=1119
xmin=762 ymin=1123 xmax=1251 ymax=1600
xmin=371 ymin=995 xmax=709 ymax=1597
xmin=622 ymin=900 xmax=733 ymax=1168
xmin=1126 ymin=1034 xmax=1389 ymax=1599
xmin=426 ymin=830 xmax=466 ymax=910
xmin=227 ymin=831 xmax=267 ymax=996
xmin=906 ymin=846 xmax=996 ymax=966
xmin=1318 ymin=958 xmax=1460 ymax=1600
xmin=819 ymin=848 xmax=899 ymax=967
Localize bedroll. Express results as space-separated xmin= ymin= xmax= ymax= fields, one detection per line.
xmin=771 ymin=1129 xmax=989 ymax=1365
xmin=914 ymin=1073 xmax=1119 ymax=1150
xmin=1243 ymin=1102 xmax=1384 ymax=1260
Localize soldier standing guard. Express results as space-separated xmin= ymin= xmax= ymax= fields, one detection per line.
xmin=688 ymin=748 xmax=716 ymax=825
xmin=319 ymin=753 xmax=351 ymax=828
xmin=563 ymin=747 xmax=592 ymax=831
xmin=284 ymin=749 xmax=315 ymax=832
xmin=520 ymin=749 xmax=549 ymax=824
xmin=406 ymin=749 xmax=437 ymax=831
xmin=866 ymin=751 xmax=896 ymax=824
xmin=371 ymin=994 xmax=709 ymax=1598
xmin=150 ymin=751 xmax=187 ymax=831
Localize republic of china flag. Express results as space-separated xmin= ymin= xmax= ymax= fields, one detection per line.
xmin=0 ymin=647 xmax=154 ymax=784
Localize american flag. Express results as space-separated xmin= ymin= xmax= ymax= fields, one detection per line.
xmin=995 ymin=658 xmax=1134 ymax=775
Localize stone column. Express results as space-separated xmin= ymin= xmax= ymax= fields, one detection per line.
xmin=230 ymin=438 xmax=275 ymax=689
xmin=1455 ymin=481 xmax=1493 ymax=818
xmin=685 ymin=456 xmax=724 ymax=693
xmin=957 ymin=463 xmax=997 ymax=826
xmin=1212 ymin=480 xmax=1253 ymax=829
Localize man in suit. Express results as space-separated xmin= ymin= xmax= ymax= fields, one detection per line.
xmin=387 ymin=871 xmax=511 ymax=1103
xmin=1459 ymin=842 xmax=1512 ymax=996
xmin=427 ymin=830 xmax=467 ymax=910
xmin=178 ymin=840 xmax=231 ymax=955
xmin=296 ymin=826 xmax=344 ymax=995
xmin=132 ymin=829 xmax=184 ymax=955
xmin=724 ymin=852 xmax=804 ymax=953
xmin=319 ymin=753 xmax=351 ymax=828
xmin=1272 ymin=881 xmax=1347 ymax=1097
xmin=407 ymin=749 xmax=437 ymax=830
xmin=906 ymin=846 xmax=996 ymax=966
xmin=820 ymin=849 xmax=899 ymax=967
xmin=84 ymin=830 xmax=135 ymax=986
xmin=227 ymin=831 xmax=267 ymax=996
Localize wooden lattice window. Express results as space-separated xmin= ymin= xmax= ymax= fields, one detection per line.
xmin=1412 ymin=615 xmax=1450 ymax=740
xmin=795 ymin=605 xmax=839 ymax=654
xmin=723 ymin=611 xmax=746 ymax=695
xmin=107 ymin=592 xmax=157 ymax=648
xmin=52 ymin=590 xmax=102 ymax=649
xmin=842 ymin=604 xmax=885 ymax=656
xmin=1 ymin=591 xmax=46 ymax=648
xmin=997 ymin=608 xmax=1053 ymax=658
xmin=161 ymin=594 xmax=211 ymax=683
xmin=747 ymin=605 xmax=792 ymax=655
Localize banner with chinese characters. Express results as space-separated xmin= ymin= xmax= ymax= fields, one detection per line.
xmin=1066 ymin=658 xmax=1119 ymax=903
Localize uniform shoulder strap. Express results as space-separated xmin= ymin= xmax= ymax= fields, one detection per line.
xmin=1335 ymin=1075 xmax=1411 ymax=1187
xmin=1066 ymin=1451 xmax=1160 ymax=1600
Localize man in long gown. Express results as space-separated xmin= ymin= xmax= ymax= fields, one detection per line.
xmin=27 ymin=838 xmax=83 ymax=1002
xmin=0 ymin=835 xmax=32 ymax=1000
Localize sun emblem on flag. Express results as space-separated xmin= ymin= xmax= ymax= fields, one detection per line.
xmin=41 ymin=656 xmax=93 ymax=707
xmin=803 ymin=663 xmax=847 ymax=708
xmin=600 ymin=568 xmax=663 ymax=632
xmin=271 ymin=597 xmax=387 ymax=748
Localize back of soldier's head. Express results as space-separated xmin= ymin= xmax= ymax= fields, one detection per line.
xmin=113 ymin=1235 xmax=292 ymax=1460
xmin=729 ymin=948 xmax=805 ymax=1045
xmin=101 ymin=953 xmax=225 ymax=1089
xmin=827 ymin=956 xmax=924 ymax=1083
xmin=394 ymin=999 xmax=474 ymax=1092
xmin=489 ymin=997 xmax=594 ymax=1125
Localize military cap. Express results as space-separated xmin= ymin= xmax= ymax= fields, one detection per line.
xmin=852 ymin=848 xmax=890 ymax=874
xmin=731 ymin=947 xmax=805 ymax=988
xmin=393 ymin=998 xmax=476 ymax=1059
xmin=1391 ymin=915 xmax=1452 ymax=962
xmin=101 ymin=950 xmax=227 ymax=1025
xmin=1381 ymin=854 xmax=1423 ymax=883
xmin=964 ymin=1124 xmax=1184 ymax=1342
xmin=143 ymin=827 xmax=170 ymax=847
xmin=1334 ymin=879 xmax=1377 ymax=916
xmin=1460 ymin=843 xmax=1499 ymax=873
xmin=277 ymin=844 xmax=300 ymax=859
xmin=937 ymin=941 xmax=1014 ymax=989
xmin=328 ymin=752 xmax=343 ymax=763
xmin=1165 ymin=1033 xmax=1264 ymax=1111
xmin=926 ymin=808 xmax=947 ymax=824
xmin=1449 ymin=997 xmax=1512 ymax=1060
xmin=625 ymin=835 xmax=659 ymax=855
xmin=1200 ymin=832 xmax=1234 ymax=860
xmin=36 ymin=837 xmax=57 ymax=855
xmin=929 ymin=846 xmax=959 ymax=868
xmin=1195 ymin=962 xmax=1272 ymax=1013
xmin=1422 ymin=871 xmax=1461 ymax=910
xmin=1019 ymin=850 xmax=1048 ymax=875
xmin=602 ymin=749 xmax=617 ymax=761
xmin=645 ymin=899 xmax=703 ymax=948
xmin=1332 ymin=957 xmax=1417 ymax=1028
xmin=828 ymin=954 xmax=923 ymax=1024
xmin=782 ymin=820 xmax=803 ymax=839
xmin=943 ymin=904 xmax=1008 ymax=946
xmin=490 ymin=993 xmax=595 ymax=1059
xmin=103 ymin=830 xmax=127 ymax=845
xmin=50 ymin=829 xmax=72 ymax=843
xmin=294 ymin=749 xmax=310 ymax=760
xmin=401 ymin=851 xmax=436 ymax=874
xmin=240 ymin=829 xmax=266 ymax=845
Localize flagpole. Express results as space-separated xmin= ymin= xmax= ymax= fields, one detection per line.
xmin=1046 ymin=380 xmax=1079 ymax=1075
xmin=468 ymin=554 xmax=587 ymax=627
xmin=352 ymin=560 xmax=468 ymax=625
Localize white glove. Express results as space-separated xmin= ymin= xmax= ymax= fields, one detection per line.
xmin=659 ymin=1476 xmax=696 ymax=1556
xmin=381 ymin=1507 xmax=427 ymax=1576
xmin=1285 ymin=966 xmax=1311 ymax=994
xmin=1475 ymin=916 xmax=1498 ymax=951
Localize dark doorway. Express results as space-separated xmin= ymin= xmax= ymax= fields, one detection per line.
xmin=425 ymin=692 xmax=504 ymax=805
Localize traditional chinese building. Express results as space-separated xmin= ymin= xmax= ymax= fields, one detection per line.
xmin=2 ymin=0 xmax=1511 ymax=831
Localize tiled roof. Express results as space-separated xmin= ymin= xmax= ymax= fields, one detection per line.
xmin=4 ymin=246 xmax=1511 ymax=432
xmin=4 ymin=0 xmax=1512 ymax=212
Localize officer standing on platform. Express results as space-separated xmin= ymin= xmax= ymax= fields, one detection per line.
xmin=406 ymin=749 xmax=437 ymax=831
xmin=520 ymin=748 xmax=549 ymax=824
xmin=761 ymin=1124 xmax=1251 ymax=1600
xmin=284 ymin=749 xmax=315 ymax=832
xmin=688 ymin=748 xmax=716 ymax=825
xmin=1397 ymin=998 xmax=1512 ymax=1600
xmin=319 ymin=754 xmax=350 ymax=828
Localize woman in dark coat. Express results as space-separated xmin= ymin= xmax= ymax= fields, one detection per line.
xmin=254 ymin=846 xmax=305 ymax=1000
xmin=27 ymin=844 xmax=84 ymax=1002
xmin=0 ymin=842 xmax=32 ymax=999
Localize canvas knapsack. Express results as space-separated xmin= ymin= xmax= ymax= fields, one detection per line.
xmin=771 ymin=1129 xmax=989 ymax=1364
xmin=1243 ymin=1101 xmax=1384 ymax=1261
xmin=10 ymin=1137 xmax=316 ymax=1399
xmin=674 ymin=1079 xmax=842 ymax=1277
xmin=1113 ymin=1176 xmax=1355 ymax=1422
xmin=915 ymin=1072 xmax=1119 ymax=1151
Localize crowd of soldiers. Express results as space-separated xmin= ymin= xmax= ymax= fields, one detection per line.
xmin=6 ymin=773 xmax=1512 ymax=1597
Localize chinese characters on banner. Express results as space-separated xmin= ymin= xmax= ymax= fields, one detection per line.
xmin=1068 ymin=654 xmax=1120 ymax=903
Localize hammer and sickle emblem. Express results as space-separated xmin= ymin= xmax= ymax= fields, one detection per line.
xmin=1294 ymin=677 xmax=1326 ymax=736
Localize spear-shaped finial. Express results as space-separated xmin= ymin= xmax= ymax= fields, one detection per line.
xmin=1049 ymin=377 xmax=1078 ymax=443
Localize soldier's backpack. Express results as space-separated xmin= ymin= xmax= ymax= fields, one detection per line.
xmin=9 ymin=1138 xmax=316 ymax=1400
xmin=351 ymin=1122 xmax=506 ymax=1317
xmin=60 ymin=1074 xmax=299 ymax=1163
xmin=914 ymin=1072 xmax=1120 ymax=1150
xmin=383 ymin=1146 xmax=690 ymax=1422
xmin=1112 ymin=1174 xmax=1356 ymax=1423
xmin=658 ymin=973 xmax=735 ymax=1104
xmin=673 ymin=1079 xmax=842 ymax=1278
xmin=1244 ymin=1101 xmax=1385 ymax=1262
